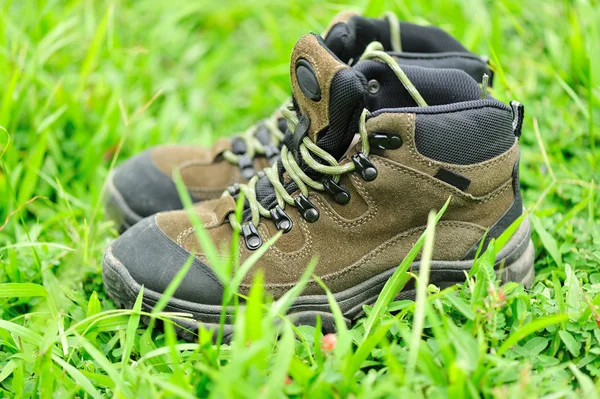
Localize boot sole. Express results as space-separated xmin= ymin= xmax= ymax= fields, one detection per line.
xmin=104 ymin=172 xmax=143 ymax=233
xmin=102 ymin=216 xmax=534 ymax=343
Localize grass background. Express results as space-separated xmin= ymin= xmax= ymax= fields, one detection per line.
xmin=1 ymin=0 xmax=599 ymax=397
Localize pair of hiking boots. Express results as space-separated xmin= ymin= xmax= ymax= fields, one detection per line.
xmin=102 ymin=12 xmax=534 ymax=338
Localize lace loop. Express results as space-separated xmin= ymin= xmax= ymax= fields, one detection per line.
xmin=382 ymin=12 xmax=402 ymax=53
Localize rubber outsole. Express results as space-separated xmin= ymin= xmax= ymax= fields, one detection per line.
xmin=104 ymin=172 xmax=143 ymax=233
xmin=102 ymin=216 xmax=535 ymax=343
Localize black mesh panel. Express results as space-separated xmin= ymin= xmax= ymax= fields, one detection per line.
xmin=255 ymin=176 xmax=274 ymax=202
xmin=325 ymin=16 xmax=471 ymax=64
xmin=315 ymin=68 xmax=367 ymax=160
xmin=389 ymin=52 xmax=490 ymax=83
xmin=354 ymin=62 xmax=483 ymax=110
xmin=413 ymin=101 xmax=515 ymax=165
xmin=399 ymin=22 xmax=468 ymax=53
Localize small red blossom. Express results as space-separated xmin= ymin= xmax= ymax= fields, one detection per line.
xmin=284 ymin=375 xmax=292 ymax=385
xmin=321 ymin=333 xmax=337 ymax=352
xmin=497 ymin=287 xmax=506 ymax=302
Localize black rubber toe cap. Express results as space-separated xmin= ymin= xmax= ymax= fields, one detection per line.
xmin=111 ymin=215 xmax=224 ymax=305
xmin=112 ymin=151 xmax=183 ymax=218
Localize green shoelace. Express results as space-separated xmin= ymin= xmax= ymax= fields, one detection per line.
xmin=382 ymin=11 xmax=402 ymax=53
xmin=221 ymin=106 xmax=287 ymax=166
xmin=225 ymin=41 xmax=427 ymax=232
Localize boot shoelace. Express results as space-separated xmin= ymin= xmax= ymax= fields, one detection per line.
xmin=220 ymin=12 xmax=403 ymax=176
xmin=220 ymin=108 xmax=287 ymax=178
xmin=224 ymin=41 xmax=428 ymax=250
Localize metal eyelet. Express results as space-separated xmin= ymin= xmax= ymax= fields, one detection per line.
xmin=238 ymin=155 xmax=255 ymax=180
xmin=264 ymin=143 xmax=280 ymax=165
xmin=352 ymin=153 xmax=378 ymax=181
xmin=294 ymin=194 xmax=319 ymax=223
xmin=368 ymin=79 xmax=380 ymax=94
xmin=270 ymin=206 xmax=293 ymax=233
xmin=242 ymin=222 xmax=262 ymax=250
xmin=254 ymin=124 xmax=271 ymax=145
xmin=323 ymin=178 xmax=350 ymax=205
xmin=231 ymin=137 xmax=247 ymax=155
xmin=227 ymin=183 xmax=240 ymax=197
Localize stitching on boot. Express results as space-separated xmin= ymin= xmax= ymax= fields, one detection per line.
xmin=176 ymin=213 xmax=220 ymax=247
xmin=240 ymin=221 xmax=486 ymax=291
xmin=311 ymin=174 xmax=377 ymax=228
xmin=258 ymin=218 xmax=313 ymax=262
xmin=376 ymin=157 xmax=513 ymax=203
xmin=320 ymin=221 xmax=486 ymax=283
xmin=187 ymin=187 xmax=228 ymax=195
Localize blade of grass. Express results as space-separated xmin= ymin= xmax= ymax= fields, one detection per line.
xmin=164 ymin=320 xmax=186 ymax=384
xmin=346 ymin=320 xmax=394 ymax=379
xmin=173 ymin=169 xmax=226 ymax=283
xmin=75 ymin=5 xmax=111 ymax=96
xmin=259 ymin=322 xmax=295 ymax=399
xmin=120 ymin=286 xmax=144 ymax=376
xmin=245 ymin=270 xmax=265 ymax=343
xmin=569 ymin=364 xmax=600 ymax=399
xmin=497 ymin=314 xmax=569 ymax=356
xmin=0 ymin=283 xmax=49 ymax=297
xmin=405 ymin=209 xmax=438 ymax=385
xmin=77 ymin=334 xmax=133 ymax=397
xmin=0 ymin=320 xmax=62 ymax=357
xmin=363 ymin=197 xmax=450 ymax=338
xmin=0 ymin=359 xmax=18 ymax=384
xmin=149 ymin=255 xmax=195 ymax=330
xmin=314 ymin=275 xmax=351 ymax=358
xmin=52 ymin=355 xmax=103 ymax=399
xmin=137 ymin=344 xmax=201 ymax=365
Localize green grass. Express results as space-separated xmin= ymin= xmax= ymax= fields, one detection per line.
xmin=1 ymin=0 xmax=599 ymax=397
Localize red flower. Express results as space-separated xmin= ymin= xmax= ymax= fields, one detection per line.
xmin=498 ymin=287 xmax=506 ymax=302
xmin=321 ymin=333 xmax=337 ymax=352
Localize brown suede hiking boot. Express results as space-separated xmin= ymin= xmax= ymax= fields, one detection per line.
xmin=105 ymin=12 xmax=494 ymax=232
xmin=102 ymin=33 xmax=533 ymax=340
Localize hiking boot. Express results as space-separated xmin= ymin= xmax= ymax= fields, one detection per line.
xmin=105 ymin=12 xmax=494 ymax=232
xmin=102 ymin=33 xmax=533 ymax=340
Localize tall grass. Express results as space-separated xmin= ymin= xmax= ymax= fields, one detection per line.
xmin=0 ymin=0 xmax=599 ymax=397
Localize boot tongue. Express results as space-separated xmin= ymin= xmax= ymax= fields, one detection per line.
xmin=323 ymin=12 xmax=393 ymax=64
xmin=289 ymin=33 xmax=367 ymax=161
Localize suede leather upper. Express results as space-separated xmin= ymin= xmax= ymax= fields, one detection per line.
xmin=112 ymin=141 xmax=266 ymax=219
